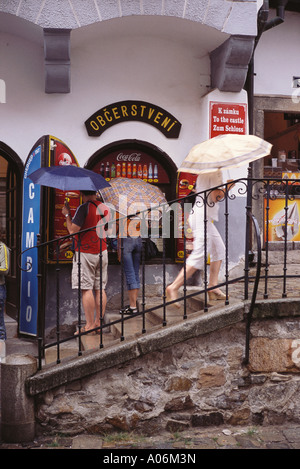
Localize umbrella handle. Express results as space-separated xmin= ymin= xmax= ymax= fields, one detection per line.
xmin=64 ymin=199 xmax=71 ymax=212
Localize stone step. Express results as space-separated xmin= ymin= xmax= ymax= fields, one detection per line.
xmin=77 ymin=293 xmax=207 ymax=354
xmin=3 ymin=313 xmax=38 ymax=358
xmin=6 ymin=338 xmax=38 ymax=357
xmin=260 ymin=249 xmax=300 ymax=265
xmin=111 ymin=310 xmax=161 ymax=338
xmin=3 ymin=286 xmax=228 ymax=363
xmin=4 ymin=313 xmax=18 ymax=339
xmin=44 ymin=340 xmax=82 ymax=365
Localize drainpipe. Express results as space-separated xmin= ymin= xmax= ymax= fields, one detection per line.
xmin=245 ymin=0 xmax=287 ymax=259
xmin=247 ymin=0 xmax=288 ymax=134
xmin=263 ymin=0 xmax=288 ymax=31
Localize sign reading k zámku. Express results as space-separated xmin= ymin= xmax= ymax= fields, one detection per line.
xmin=85 ymin=100 xmax=181 ymax=138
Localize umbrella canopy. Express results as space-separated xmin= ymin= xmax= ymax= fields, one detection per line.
xmin=29 ymin=165 xmax=111 ymax=191
xmin=178 ymin=134 xmax=272 ymax=174
xmin=99 ymin=177 xmax=167 ymax=216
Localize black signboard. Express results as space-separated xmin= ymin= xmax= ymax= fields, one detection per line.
xmin=85 ymin=100 xmax=181 ymax=138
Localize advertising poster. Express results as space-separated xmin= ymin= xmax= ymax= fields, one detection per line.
xmin=20 ymin=144 xmax=42 ymax=336
xmin=175 ymin=172 xmax=197 ymax=262
xmin=282 ymin=172 xmax=300 ymax=185
xmin=264 ymin=198 xmax=300 ymax=243
xmin=92 ymin=148 xmax=170 ymax=256
xmin=91 ymin=148 xmax=169 ymax=184
xmin=48 ymin=137 xmax=80 ymax=262
xmin=19 ymin=136 xmax=80 ymax=335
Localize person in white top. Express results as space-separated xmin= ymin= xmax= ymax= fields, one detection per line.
xmin=166 ymin=170 xmax=234 ymax=305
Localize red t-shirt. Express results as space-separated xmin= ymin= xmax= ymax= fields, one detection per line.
xmin=72 ymin=200 xmax=110 ymax=254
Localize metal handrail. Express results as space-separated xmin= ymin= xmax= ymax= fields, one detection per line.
xmin=18 ymin=176 xmax=300 ymax=370
xmin=244 ymin=212 xmax=262 ymax=365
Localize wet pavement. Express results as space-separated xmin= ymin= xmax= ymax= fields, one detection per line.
xmin=0 ymin=424 xmax=300 ymax=450
xmin=1 ymin=265 xmax=300 ymax=453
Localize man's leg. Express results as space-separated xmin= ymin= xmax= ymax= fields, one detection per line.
xmin=94 ymin=249 xmax=108 ymax=327
xmin=81 ymin=289 xmax=96 ymax=331
xmin=94 ymin=289 xmax=107 ymax=328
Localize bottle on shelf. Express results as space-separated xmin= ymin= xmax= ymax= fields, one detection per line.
xmin=148 ymin=163 xmax=153 ymax=179
xmin=132 ymin=163 xmax=137 ymax=178
xmin=105 ymin=161 xmax=110 ymax=178
xmin=100 ymin=162 xmax=105 ymax=176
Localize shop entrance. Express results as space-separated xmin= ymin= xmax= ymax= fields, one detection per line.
xmin=85 ymin=139 xmax=178 ymax=261
xmin=0 ymin=143 xmax=23 ymax=320
xmin=263 ymin=111 xmax=300 ymax=173
xmin=262 ymin=111 xmax=300 ymax=246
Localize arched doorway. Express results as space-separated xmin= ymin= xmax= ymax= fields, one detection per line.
xmin=85 ymin=139 xmax=178 ymax=260
xmin=0 ymin=143 xmax=23 ymax=320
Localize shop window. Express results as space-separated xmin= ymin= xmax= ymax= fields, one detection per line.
xmin=263 ymin=112 xmax=300 ymax=246
xmin=264 ymin=111 xmax=300 ymax=179
xmin=85 ymin=140 xmax=178 ymax=262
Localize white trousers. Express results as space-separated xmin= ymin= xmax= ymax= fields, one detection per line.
xmin=186 ymin=220 xmax=225 ymax=269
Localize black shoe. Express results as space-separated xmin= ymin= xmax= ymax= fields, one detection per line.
xmin=120 ymin=306 xmax=138 ymax=315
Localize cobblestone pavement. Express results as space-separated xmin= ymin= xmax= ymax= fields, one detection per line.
xmin=1 ymin=424 xmax=300 ymax=450
xmin=1 ymin=273 xmax=300 ymax=453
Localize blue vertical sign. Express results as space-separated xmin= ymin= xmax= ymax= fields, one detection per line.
xmin=19 ymin=145 xmax=42 ymax=336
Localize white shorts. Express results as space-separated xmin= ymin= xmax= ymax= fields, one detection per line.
xmin=186 ymin=220 xmax=225 ymax=269
xmin=72 ymin=250 xmax=108 ymax=290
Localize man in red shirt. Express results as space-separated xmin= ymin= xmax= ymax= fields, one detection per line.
xmin=62 ymin=191 xmax=110 ymax=334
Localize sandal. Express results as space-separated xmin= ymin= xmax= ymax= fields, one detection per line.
xmin=120 ymin=306 xmax=138 ymax=315
xmin=74 ymin=327 xmax=95 ymax=336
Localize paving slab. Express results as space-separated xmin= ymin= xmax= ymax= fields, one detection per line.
xmin=2 ymin=425 xmax=300 ymax=450
xmin=72 ymin=435 xmax=103 ymax=449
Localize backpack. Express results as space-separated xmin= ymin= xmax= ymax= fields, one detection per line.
xmin=0 ymin=242 xmax=10 ymax=275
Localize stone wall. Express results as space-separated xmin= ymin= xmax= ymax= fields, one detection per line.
xmin=34 ymin=309 xmax=300 ymax=436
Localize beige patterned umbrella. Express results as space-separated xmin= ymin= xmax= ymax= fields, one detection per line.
xmin=178 ymin=134 xmax=272 ymax=174
xmin=99 ymin=177 xmax=167 ymax=216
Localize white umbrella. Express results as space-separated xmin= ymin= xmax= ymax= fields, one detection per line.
xmin=178 ymin=134 xmax=272 ymax=174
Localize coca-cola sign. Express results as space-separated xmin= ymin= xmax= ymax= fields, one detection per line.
xmin=116 ymin=152 xmax=141 ymax=162
xmin=85 ymin=100 xmax=181 ymax=138
xmin=91 ymin=148 xmax=170 ymax=183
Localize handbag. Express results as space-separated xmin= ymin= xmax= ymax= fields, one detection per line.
xmin=0 ymin=242 xmax=10 ymax=275
xmin=144 ymin=238 xmax=159 ymax=260
xmin=107 ymin=237 xmax=118 ymax=251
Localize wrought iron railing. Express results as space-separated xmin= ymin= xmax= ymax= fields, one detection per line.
xmin=19 ymin=177 xmax=300 ymax=369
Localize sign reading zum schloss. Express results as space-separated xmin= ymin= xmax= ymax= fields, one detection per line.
xmin=85 ymin=100 xmax=181 ymax=138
